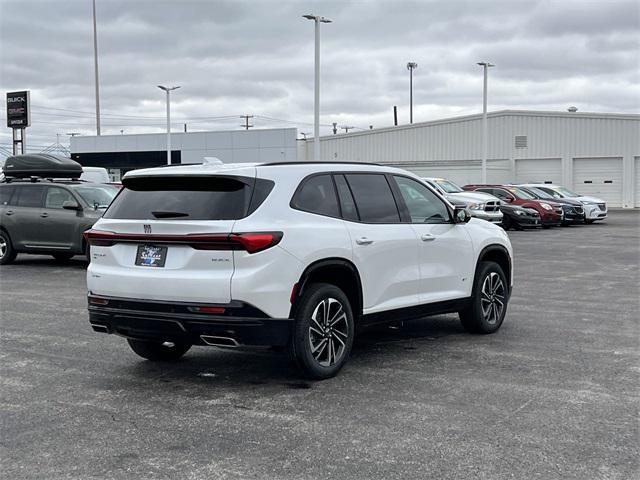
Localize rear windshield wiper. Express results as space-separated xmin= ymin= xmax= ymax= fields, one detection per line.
xmin=151 ymin=211 xmax=190 ymax=218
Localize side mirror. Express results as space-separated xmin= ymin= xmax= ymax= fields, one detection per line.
xmin=62 ymin=200 xmax=82 ymax=211
xmin=454 ymin=206 xmax=471 ymax=223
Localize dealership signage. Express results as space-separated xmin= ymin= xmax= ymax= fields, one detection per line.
xmin=6 ymin=91 xmax=31 ymax=128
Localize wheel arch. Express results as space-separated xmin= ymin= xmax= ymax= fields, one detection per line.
xmin=476 ymin=244 xmax=512 ymax=293
xmin=290 ymin=258 xmax=363 ymax=321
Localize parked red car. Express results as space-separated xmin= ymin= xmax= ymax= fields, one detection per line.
xmin=463 ymin=184 xmax=563 ymax=228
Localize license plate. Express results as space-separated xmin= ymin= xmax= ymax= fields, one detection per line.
xmin=135 ymin=244 xmax=167 ymax=268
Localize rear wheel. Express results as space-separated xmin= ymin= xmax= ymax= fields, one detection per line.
xmin=459 ymin=261 xmax=508 ymax=334
xmin=127 ymin=339 xmax=191 ymax=361
xmin=52 ymin=253 xmax=74 ymax=262
xmin=289 ymin=283 xmax=354 ymax=380
xmin=0 ymin=230 xmax=17 ymax=265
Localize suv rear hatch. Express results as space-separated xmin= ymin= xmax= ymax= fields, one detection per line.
xmin=86 ymin=169 xmax=275 ymax=304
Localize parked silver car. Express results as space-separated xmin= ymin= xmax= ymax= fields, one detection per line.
xmin=423 ymin=177 xmax=503 ymax=224
xmin=0 ymin=180 xmax=118 ymax=264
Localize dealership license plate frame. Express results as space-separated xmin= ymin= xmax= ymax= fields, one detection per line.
xmin=135 ymin=244 xmax=168 ymax=268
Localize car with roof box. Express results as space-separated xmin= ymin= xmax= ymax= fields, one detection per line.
xmin=84 ymin=160 xmax=514 ymax=379
xmin=0 ymin=154 xmax=118 ymax=264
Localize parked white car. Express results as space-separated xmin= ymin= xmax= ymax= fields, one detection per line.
xmin=423 ymin=177 xmax=503 ymax=224
xmin=85 ymin=161 xmax=514 ymax=379
xmin=520 ymin=184 xmax=607 ymax=223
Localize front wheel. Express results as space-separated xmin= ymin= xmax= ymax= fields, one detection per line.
xmin=459 ymin=261 xmax=509 ymax=334
xmin=289 ymin=283 xmax=355 ymax=380
xmin=0 ymin=230 xmax=17 ymax=265
xmin=127 ymin=339 xmax=191 ymax=361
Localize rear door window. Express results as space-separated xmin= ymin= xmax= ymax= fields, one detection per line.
xmin=0 ymin=186 xmax=15 ymax=206
xmin=16 ymin=185 xmax=45 ymax=208
xmin=291 ymin=174 xmax=340 ymax=218
xmin=344 ymin=174 xmax=400 ymax=223
xmin=104 ymin=176 xmax=273 ymax=220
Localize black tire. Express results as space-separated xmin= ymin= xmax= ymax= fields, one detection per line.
xmin=52 ymin=253 xmax=74 ymax=262
xmin=0 ymin=230 xmax=17 ymax=265
xmin=85 ymin=243 xmax=91 ymax=263
xmin=542 ymin=224 xmax=551 ymax=229
xmin=501 ymin=215 xmax=511 ymax=231
xmin=127 ymin=339 xmax=191 ymax=361
xmin=459 ymin=261 xmax=509 ymax=334
xmin=289 ymin=283 xmax=355 ymax=380
xmin=561 ymin=221 xmax=570 ymax=227
xmin=585 ymin=219 xmax=595 ymax=225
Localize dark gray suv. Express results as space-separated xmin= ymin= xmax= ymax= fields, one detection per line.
xmin=0 ymin=180 xmax=118 ymax=264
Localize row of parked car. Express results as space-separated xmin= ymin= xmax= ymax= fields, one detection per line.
xmin=423 ymin=177 xmax=608 ymax=230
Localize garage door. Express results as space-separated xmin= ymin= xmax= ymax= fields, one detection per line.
xmin=515 ymin=158 xmax=562 ymax=184
xmin=635 ymin=157 xmax=640 ymax=207
xmin=572 ymin=157 xmax=623 ymax=207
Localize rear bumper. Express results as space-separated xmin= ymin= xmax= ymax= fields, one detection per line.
xmin=87 ymin=295 xmax=293 ymax=347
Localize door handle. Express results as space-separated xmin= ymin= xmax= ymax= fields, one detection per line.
xmin=355 ymin=237 xmax=374 ymax=245
xmin=40 ymin=212 xmax=49 ymax=218
xmin=421 ymin=233 xmax=436 ymax=241
xmin=5 ymin=210 xmax=14 ymax=216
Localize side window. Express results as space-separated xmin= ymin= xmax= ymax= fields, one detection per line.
xmin=393 ymin=176 xmax=450 ymax=224
xmin=45 ymin=187 xmax=76 ymax=209
xmin=16 ymin=185 xmax=45 ymax=208
xmin=491 ymin=189 xmax=512 ymax=201
xmin=0 ymin=186 xmax=15 ymax=206
xmin=334 ymin=175 xmax=359 ymax=221
xmin=291 ymin=174 xmax=340 ymax=218
xmin=344 ymin=174 xmax=400 ymax=223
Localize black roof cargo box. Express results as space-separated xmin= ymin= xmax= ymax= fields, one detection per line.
xmin=2 ymin=154 xmax=83 ymax=180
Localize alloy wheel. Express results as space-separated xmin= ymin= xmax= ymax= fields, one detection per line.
xmin=480 ymin=272 xmax=505 ymax=325
xmin=0 ymin=236 xmax=6 ymax=259
xmin=308 ymin=297 xmax=349 ymax=367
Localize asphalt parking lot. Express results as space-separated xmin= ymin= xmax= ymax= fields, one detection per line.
xmin=1 ymin=210 xmax=638 ymax=480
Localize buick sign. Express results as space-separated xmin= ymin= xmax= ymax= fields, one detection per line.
xmin=6 ymin=91 xmax=30 ymax=128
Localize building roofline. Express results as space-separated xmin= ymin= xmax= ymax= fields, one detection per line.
xmin=314 ymin=109 xmax=640 ymax=141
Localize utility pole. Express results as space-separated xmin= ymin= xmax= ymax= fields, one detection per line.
xmin=407 ymin=62 xmax=418 ymax=124
xmin=332 ymin=122 xmax=337 ymax=134
xmin=240 ymin=115 xmax=254 ymax=130
xmin=477 ymin=62 xmax=495 ymax=184
xmin=92 ymin=0 xmax=101 ymax=135
xmin=340 ymin=126 xmax=354 ymax=134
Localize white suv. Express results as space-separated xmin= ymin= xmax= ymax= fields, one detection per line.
xmin=85 ymin=161 xmax=514 ymax=379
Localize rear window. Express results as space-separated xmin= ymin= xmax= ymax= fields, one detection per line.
xmin=104 ymin=176 xmax=274 ymax=220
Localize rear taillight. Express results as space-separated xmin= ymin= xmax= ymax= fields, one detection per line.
xmin=88 ymin=295 xmax=109 ymax=306
xmin=83 ymin=229 xmax=282 ymax=254
xmin=229 ymin=232 xmax=283 ymax=254
xmin=188 ymin=306 xmax=226 ymax=314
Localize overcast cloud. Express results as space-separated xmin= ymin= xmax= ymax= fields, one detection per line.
xmin=0 ymin=0 xmax=638 ymax=151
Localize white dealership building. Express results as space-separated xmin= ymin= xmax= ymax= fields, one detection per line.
xmin=70 ymin=110 xmax=640 ymax=208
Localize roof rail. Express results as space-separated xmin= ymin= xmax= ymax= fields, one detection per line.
xmin=262 ymin=161 xmax=381 ymax=167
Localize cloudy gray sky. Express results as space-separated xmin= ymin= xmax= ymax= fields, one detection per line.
xmin=0 ymin=0 xmax=638 ymax=151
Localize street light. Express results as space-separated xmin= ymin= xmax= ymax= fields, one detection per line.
xmin=303 ymin=14 xmax=332 ymax=161
xmin=407 ymin=62 xmax=418 ymax=124
xmin=92 ymin=0 xmax=101 ymax=135
xmin=477 ymin=61 xmax=494 ymax=183
xmin=157 ymin=85 xmax=180 ymax=165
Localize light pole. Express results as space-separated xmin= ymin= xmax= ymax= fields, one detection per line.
xmin=303 ymin=14 xmax=332 ymax=161
xmin=92 ymin=0 xmax=101 ymax=135
xmin=407 ymin=62 xmax=418 ymax=124
xmin=477 ymin=61 xmax=494 ymax=183
xmin=157 ymin=85 xmax=180 ymax=165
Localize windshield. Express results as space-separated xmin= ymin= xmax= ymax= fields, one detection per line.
xmin=553 ymin=186 xmax=579 ymax=197
xmin=507 ymin=187 xmax=536 ymax=200
xmin=527 ymin=187 xmax=554 ymax=199
xmin=72 ymin=184 xmax=118 ymax=208
xmin=433 ymin=179 xmax=463 ymax=193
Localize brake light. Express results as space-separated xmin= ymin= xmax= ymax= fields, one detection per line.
xmin=230 ymin=232 xmax=283 ymax=254
xmin=88 ymin=295 xmax=109 ymax=306
xmin=84 ymin=229 xmax=117 ymax=247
